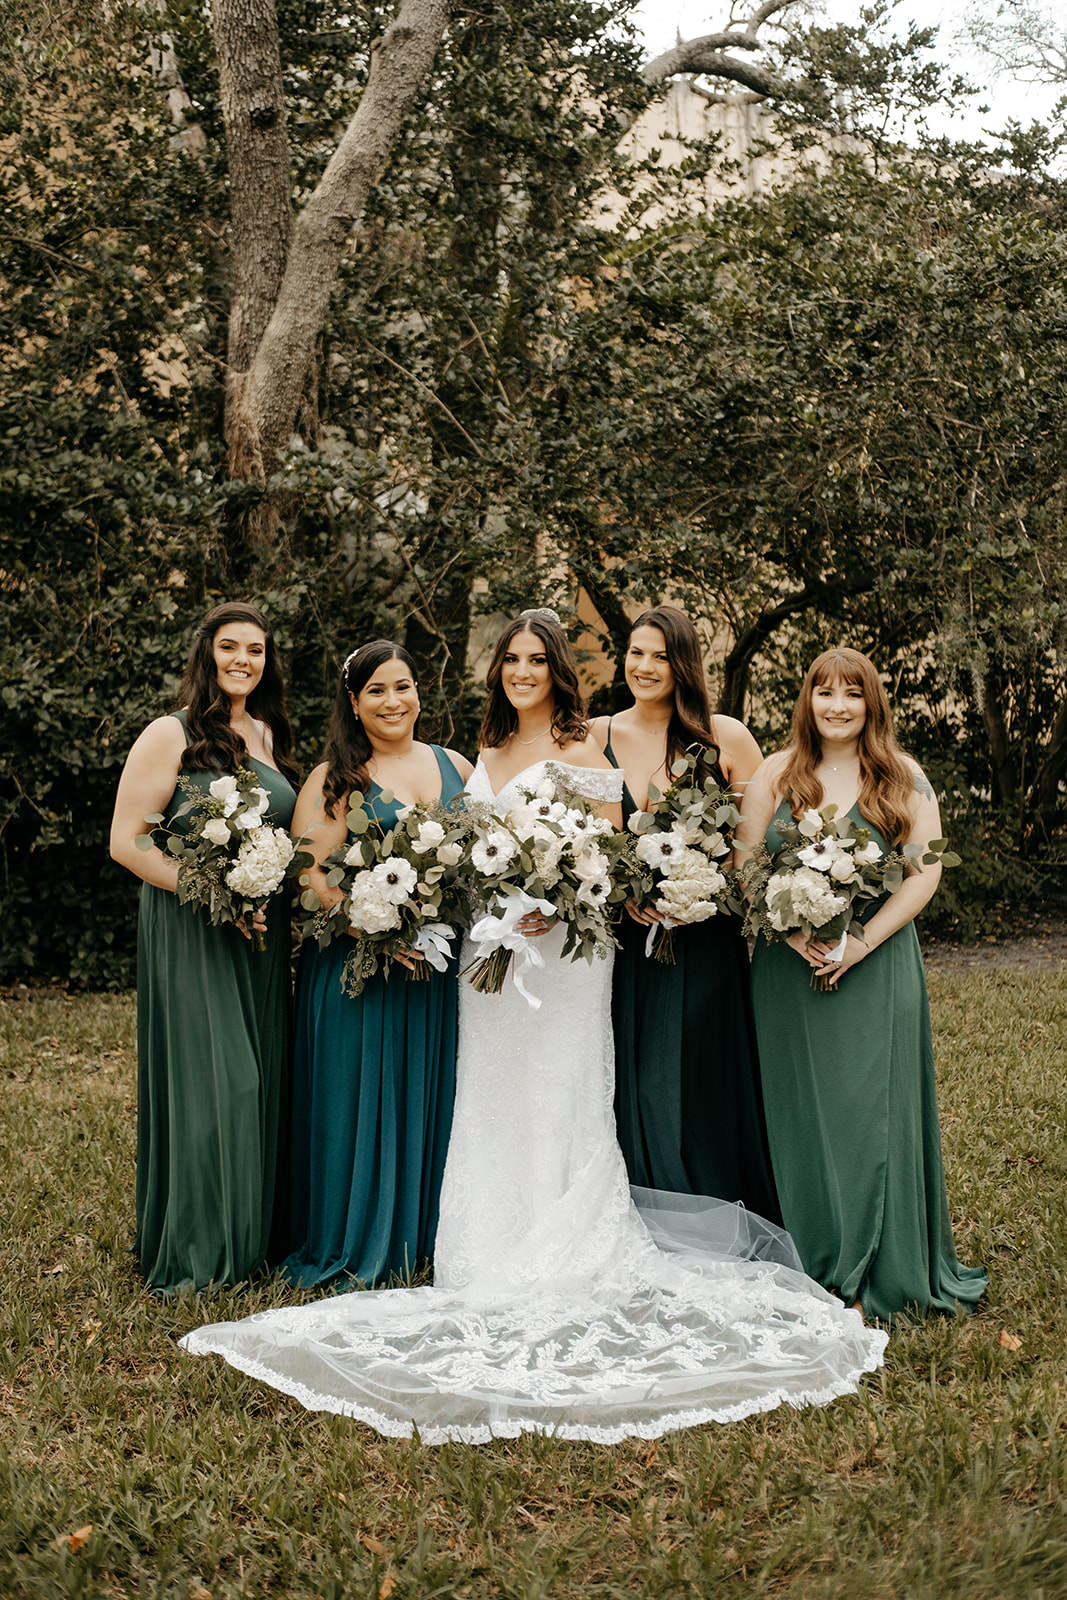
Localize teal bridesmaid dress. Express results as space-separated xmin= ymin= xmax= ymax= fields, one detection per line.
xmin=750 ymin=803 xmax=987 ymax=1323
xmin=606 ymin=736 xmax=781 ymax=1222
xmin=281 ymin=746 xmax=465 ymax=1288
xmin=136 ymin=711 xmax=296 ymax=1294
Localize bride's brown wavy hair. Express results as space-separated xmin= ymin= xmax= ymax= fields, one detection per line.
xmin=778 ymin=647 xmax=914 ymax=845
xmin=478 ymin=611 xmax=588 ymax=750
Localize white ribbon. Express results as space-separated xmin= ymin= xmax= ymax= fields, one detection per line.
xmin=644 ymin=917 xmax=680 ymax=959
xmin=825 ymin=929 xmax=849 ymax=964
xmin=412 ymin=922 xmax=456 ymax=973
xmin=468 ymin=891 xmax=557 ymax=1009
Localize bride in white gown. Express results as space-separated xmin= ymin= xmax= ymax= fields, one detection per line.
xmin=181 ymin=611 xmax=887 ymax=1443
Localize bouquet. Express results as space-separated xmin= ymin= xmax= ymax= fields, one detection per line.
xmin=617 ymin=747 xmax=741 ymax=963
xmin=740 ymin=805 xmax=959 ymax=990
xmin=298 ymin=790 xmax=469 ymax=998
xmin=141 ymin=769 xmax=295 ymax=949
xmin=463 ymin=770 xmax=626 ymax=1007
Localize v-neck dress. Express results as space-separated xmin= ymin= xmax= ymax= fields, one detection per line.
xmin=135 ymin=710 xmax=296 ymax=1294
xmin=279 ymin=745 xmax=466 ymax=1288
xmin=605 ymin=737 xmax=780 ymax=1222
xmin=750 ymin=803 xmax=987 ymax=1322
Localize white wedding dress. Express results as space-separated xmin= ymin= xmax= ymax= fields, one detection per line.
xmin=181 ymin=759 xmax=887 ymax=1442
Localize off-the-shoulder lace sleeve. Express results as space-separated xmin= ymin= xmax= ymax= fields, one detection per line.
xmin=545 ymin=761 xmax=624 ymax=803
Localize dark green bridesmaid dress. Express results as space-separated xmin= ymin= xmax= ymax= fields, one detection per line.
xmin=605 ymin=735 xmax=781 ymax=1222
xmin=751 ymin=803 xmax=987 ymax=1324
xmin=280 ymin=746 xmax=465 ymax=1288
xmin=136 ymin=712 xmax=296 ymax=1294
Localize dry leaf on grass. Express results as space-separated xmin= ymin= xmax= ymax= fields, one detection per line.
xmin=998 ymin=1329 xmax=1023 ymax=1351
xmin=53 ymin=1525 xmax=92 ymax=1553
xmin=360 ymin=1532 xmax=385 ymax=1555
xmin=379 ymin=1575 xmax=397 ymax=1599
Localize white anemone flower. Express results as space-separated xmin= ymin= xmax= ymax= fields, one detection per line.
xmin=370 ymin=857 xmax=418 ymax=904
xmin=471 ymin=830 xmax=518 ymax=874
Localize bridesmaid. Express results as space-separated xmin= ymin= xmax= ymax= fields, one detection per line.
xmin=109 ymin=601 xmax=298 ymax=1293
xmin=737 ymin=646 xmax=987 ymax=1322
xmin=590 ymin=605 xmax=780 ymax=1220
xmin=280 ymin=640 xmax=472 ymax=1288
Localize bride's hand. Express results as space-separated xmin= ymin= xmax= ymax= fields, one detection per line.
xmin=517 ymin=910 xmax=557 ymax=938
xmin=624 ymin=900 xmax=661 ymax=926
xmin=394 ymin=947 xmax=426 ymax=972
xmin=785 ymin=930 xmax=823 ymax=967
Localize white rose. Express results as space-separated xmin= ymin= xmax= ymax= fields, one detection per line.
xmin=233 ymin=806 xmax=265 ymax=831
xmin=436 ymin=841 xmax=463 ymax=866
xmin=201 ymin=817 xmax=232 ymax=847
xmin=829 ymin=855 xmax=859 ymax=884
xmin=411 ymin=819 xmax=446 ymax=853
xmin=343 ymin=841 xmax=365 ymax=866
xmin=574 ymin=846 xmax=609 ymax=882
xmin=854 ymin=839 xmax=883 ymax=865
xmin=797 ymin=809 xmax=825 ymax=840
xmin=209 ymin=775 xmax=241 ymax=816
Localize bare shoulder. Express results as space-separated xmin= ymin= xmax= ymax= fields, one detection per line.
xmin=587 ymin=715 xmax=611 ymax=750
xmin=296 ymin=762 xmax=330 ymax=802
xmin=554 ymin=731 xmax=612 ymax=771
xmin=127 ymin=713 xmax=186 ymax=764
xmin=754 ymin=749 xmax=791 ymax=797
xmin=442 ymin=746 xmax=474 ymax=781
xmin=901 ymin=754 xmax=936 ymax=801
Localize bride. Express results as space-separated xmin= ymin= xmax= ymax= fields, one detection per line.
xmin=181 ymin=610 xmax=887 ymax=1443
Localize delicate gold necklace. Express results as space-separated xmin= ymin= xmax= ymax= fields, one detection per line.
xmin=514 ymin=725 xmax=552 ymax=747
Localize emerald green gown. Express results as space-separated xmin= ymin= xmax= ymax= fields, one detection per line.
xmin=606 ymin=738 xmax=781 ymax=1222
xmin=136 ymin=714 xmax=296 ymax=1294
xmin=280 ymin=746 xmax=465 ymax=1288
xmin=750 ymin=804 xmax=987 ymax=1324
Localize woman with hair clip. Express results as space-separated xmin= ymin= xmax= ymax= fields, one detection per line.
xmin=279 ymin=641 xmax=471 ymax=1288
xmin=184 ymin=612 xmax=888 ymax=1443
xmin=591 ymin=605 xmax=780 ymax=1221
xmin=109 ymin=601 xmax=298 ymax=1294
xmin=737 ymin=647 xmax=986 ymax=1323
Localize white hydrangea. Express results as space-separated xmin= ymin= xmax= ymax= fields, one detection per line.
xmin=765 ymin=866 xmax=848 ymax=932
xmin=654 ymin=850 xmax=727 ymax=924
xmin=225 ymin=826 xmax=295 ymax=898
xmin=347 ymin=872 xmax=403 ymax=935
xmin=410 ymin=819 xmax=446 ymax=854
xmin=471 ymin=830 xmax=518 ymax=874
xmin=370 ymin=857 xmax=418 ymax=904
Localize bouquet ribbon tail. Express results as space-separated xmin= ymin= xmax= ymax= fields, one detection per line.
xmin=643 ymin=917 xmax=679 ymax=959
xmin=468 ymin=891 xmax=556 ymax=1010
xmin=412 ymin=922 xmax=455 ymax=972
xmin=826 ymin=929 xmax=849 ymax=963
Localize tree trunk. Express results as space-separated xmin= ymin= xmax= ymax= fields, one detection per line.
xmin=231 ymin=0 xmax=452 ymax=475
xmin=212 ymin=0 xmax=292 ymax=467
xmin=980 ymin=671 xmax=1017 ymax=809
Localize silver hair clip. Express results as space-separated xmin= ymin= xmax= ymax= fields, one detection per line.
xmin=342 ymin=648 xmax=360 ymax=676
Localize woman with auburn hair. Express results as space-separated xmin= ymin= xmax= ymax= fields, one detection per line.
xmin=591 ymin=605 xmax=780 ymax=1221
xmin=109 ymin=601 xmax=298 ymax=1293
xmin=737 ymin=647 xmax=986 ymax=1323
xmin=279 ymin=640 xmax=472 ymax=1288
xmin=184 ymin=612 xmax=888 ymax=1443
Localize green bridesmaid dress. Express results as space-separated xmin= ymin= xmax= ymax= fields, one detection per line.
xmin=280 ymin=746 xmax=465 ymax=1288
xmin=606 ymin=736 xmax=781 ymax=1222
xmin=136 ymin=712 xmax=296 ymax=1294
xmin=750 ymin=803 xmax=987 ymax=1323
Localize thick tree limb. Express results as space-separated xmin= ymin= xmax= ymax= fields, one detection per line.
xmin=642 ymin=0 xmax=800 ymax=96
xmin=232 ymin=0 xmax=452 ymax=473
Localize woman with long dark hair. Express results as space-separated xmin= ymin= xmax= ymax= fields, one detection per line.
xmin=737 ymin=647 xmax=987 ymax=1321
xmin=183 ymin=612 xmax=888 ymax=1442
xmin=279 ymin=640 xmax=472 ymax=1287
xmin=591 ymin=605 xmax=779 ymax=1219
xmin=109 ymin=601 xmax=298 ymax=1293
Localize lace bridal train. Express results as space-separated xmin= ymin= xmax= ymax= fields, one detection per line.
xmin=181 ymin=760 xmax=887 ymax=1443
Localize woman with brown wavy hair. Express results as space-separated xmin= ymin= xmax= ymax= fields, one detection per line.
xmin=279 ymin=640 xmax=471 ymax=1288
xmin=590 ymin=605 xmax=780 ymax=1221
xmin=737 ymin=647 xmax=986 ymax=1323
xmin=109 ymin=601 xmax=298 ymax=1293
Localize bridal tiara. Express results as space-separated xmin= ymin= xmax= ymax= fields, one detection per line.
xmin=518 ymin=607 xmax=562 ymax=626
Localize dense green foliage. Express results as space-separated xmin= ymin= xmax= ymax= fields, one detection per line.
xmin=1 ymin=0 xmax=1064 ymax=985
xmin=2 ymin=971 xmax=1064 ymax=1595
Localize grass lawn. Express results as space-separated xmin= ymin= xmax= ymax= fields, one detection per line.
xmin=1 ymin=969 xmax=1064 ymax=1599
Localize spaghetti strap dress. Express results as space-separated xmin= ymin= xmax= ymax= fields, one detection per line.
xmin=280 ymin=745 xmax=465 ymax=1288
xmin=135 ymin=710 xmax=296 ymax=1293
xmin=605 ymin=734 xmax=780 ymax=1221
xmin=750 ymin=802 xmax=987 ymax=1323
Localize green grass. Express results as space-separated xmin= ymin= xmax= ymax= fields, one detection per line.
xmin=1 ymin=970 xmax=1065 ymax=1600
